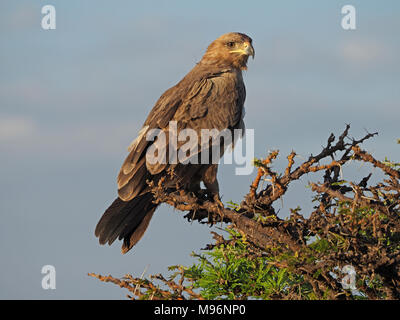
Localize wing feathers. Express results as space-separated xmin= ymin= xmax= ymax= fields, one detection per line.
xmin=118 ymin=162 xmax=148 ymax=201
xmin=116 ymin=65 xmax=245 ymax=204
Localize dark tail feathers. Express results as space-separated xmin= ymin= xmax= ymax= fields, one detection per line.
xmin=95 ymin=193 xmax=158 ymax=254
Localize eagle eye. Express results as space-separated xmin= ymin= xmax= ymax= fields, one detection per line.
xmin=226 ymin=41 xmax=235 ymax=48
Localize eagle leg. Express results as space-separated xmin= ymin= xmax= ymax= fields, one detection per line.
xmin=202 ymin=164 xmax=224 ymax=216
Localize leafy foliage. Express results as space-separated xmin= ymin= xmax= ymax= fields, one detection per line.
xmin=182 ymin=229 xmax=314 ymax=299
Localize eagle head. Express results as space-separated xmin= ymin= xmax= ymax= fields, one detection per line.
xmin=201 ymin=32 xmax=255 ymax=70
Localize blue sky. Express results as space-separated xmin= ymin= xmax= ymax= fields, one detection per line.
xmin=0 ymin=0 xmax=399 ymax=299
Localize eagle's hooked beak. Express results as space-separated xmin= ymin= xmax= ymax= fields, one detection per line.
xmin=244 ymin=42 xmax=255 ymax=59
xmin=230 ymin=42 xmax=255 ymax=59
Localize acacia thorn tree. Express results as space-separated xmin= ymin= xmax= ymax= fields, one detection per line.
xmin=90 ymin=126 xmax=400 ymax=300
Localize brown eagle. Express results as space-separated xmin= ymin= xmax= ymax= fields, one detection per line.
xmin=95 ymin=32 xmax=254 ymax=253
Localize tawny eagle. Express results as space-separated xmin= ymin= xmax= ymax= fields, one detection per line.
xmin=95 ymin=32 xmax=254 ymax=253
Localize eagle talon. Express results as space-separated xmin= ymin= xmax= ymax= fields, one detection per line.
xmin=211 ymin=193 xmax=225 ymax=218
